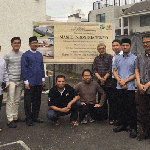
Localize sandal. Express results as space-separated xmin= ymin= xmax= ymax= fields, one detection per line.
xmin=70 ymin=121 xmax=79 ymax=126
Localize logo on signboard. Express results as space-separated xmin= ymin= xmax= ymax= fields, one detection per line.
xmin=100 ymin=24 xmax=105 ymax=30
xmin=106 ymin=24 xmax=112 ymax=30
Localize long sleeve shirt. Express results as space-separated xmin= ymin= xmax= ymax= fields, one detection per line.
xmin=3 ymin=51 xmax=22 ymax=82
xmin=0 ymin=57 xmax=9 ymax=95
xmin=21 ymin=50 xmax=45 ymax=86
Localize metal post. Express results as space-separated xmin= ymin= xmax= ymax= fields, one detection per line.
xmin=53 ymin=64 xmax=55 ymax=86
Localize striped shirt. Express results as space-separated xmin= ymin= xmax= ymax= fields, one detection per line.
xmin=4 ymin=51 xmax=23 ymax=82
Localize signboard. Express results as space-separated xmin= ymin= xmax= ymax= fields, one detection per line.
xmin=33 ymin=22 xmax=114 ymax=63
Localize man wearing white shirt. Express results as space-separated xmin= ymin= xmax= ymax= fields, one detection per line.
xmin=21 ymin=36 xmax=45 ymax=126
xmin=109 ymin=39 xmax=123 ymax=125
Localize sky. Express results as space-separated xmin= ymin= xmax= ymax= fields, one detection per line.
xmin=46 ymin=0 xmax=146 ymax=22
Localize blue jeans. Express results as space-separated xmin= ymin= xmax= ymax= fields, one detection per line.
xmin=47 ymin=102 xmax=79 ymax=122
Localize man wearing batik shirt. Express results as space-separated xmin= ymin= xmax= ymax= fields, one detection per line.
xmin=135 ymin=34 xmax=150 ymax=141
xmin=113 ymin=38 xmax=137 ymax=138
xmin=93 ymin=43 xmax=113 ymax=120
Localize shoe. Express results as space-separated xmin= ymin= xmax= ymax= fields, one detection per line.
xmin=70 ymin=121 xmax=79 ymax=126
xmin=137 ymin=132 xmax=148 ymax=141
xmin=32 ymin=118 xmax=44 ymax=123
xmin=130 ymin=129 xmax=137 ymax=138
xmin=109 ymin=120 xmax=114 ymax=125
xmin=14 ymin=118 xmax=24 ymax=123
xmin=7 ymin=121 xmax=17 ymax=128
xmin=81 ymin=119 xmax=88 ymax=124
xmin=113 ymin=125 xmax=126 ymax=132
xmin=25 ymin=119 xmax=33 ymax=126
xmin=89 ymin=117 xmax=96 ymax=123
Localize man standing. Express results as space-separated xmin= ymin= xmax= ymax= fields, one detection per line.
xmin=135 ymin=34 xmax=150 ymax=141
xmin=113 ymin=38 xmax=137 ymax=138
xmin=21 ymin=36 xmax=45 ymax=126
xmin=75 ymin=69 xmax=106 ymax=124
xmin=93 ymin=43 xmax=113 ymax=121
xmin=47 ymin=75 xmax=80 ymax=126
xmin=0 ymin=57 xmax=9 ymax=131
xmin=110 ymin=39 xmax=123 ymax=125
xmin=4 ymin=37 xmax=23 ymax=128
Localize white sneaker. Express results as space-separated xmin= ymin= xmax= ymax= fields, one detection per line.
xmin=81 ymin=118 xmax=87 ymax=124
xmin=89 ymin=117 xmax=95 ymax=123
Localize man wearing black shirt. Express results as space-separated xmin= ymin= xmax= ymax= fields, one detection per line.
xmin=47 ymin=75 xmax=80 ymax=126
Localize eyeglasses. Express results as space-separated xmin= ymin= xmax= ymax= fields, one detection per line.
xmin=97 ymin=48 xmax=105 ymax=50
xmin=142 ymin=41 xmax=150 ymax=44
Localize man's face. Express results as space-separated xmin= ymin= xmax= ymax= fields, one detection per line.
xmin=142 ymin=37 xmax=150 ymax=54
xmin=97 ymin=46 xmax=106 ymax=55
xmin=29 ymin=40 xmax=39 ymax=51
xmin=121 ymin=43 xmax=131 ymax=54
xmin=56 ymin=78 xmax=65 ymax=89
xmin=112 ymin=42 xmax=121 ymax=54
xmin=82 ymin=71 xmax=92 ymax=83
xmin=11 ymin=40 xmax=21 ymax=51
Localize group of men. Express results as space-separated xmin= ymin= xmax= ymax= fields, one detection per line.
xmin=0 ymin=36 xmax=45 ymax=129
xmin=47 ymin=35 xmax=150 ymax=141
xmin=0 ymin=34 xmax=150 ymax=142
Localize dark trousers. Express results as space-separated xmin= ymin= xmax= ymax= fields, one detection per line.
xmin=47 ymin=103 xmax=78 ymax=122
xmin=110 ymin=78 xmax=118 ymax=121
xmin=0 ymin=94 xmax=3 ymax=110
xmin=79 ymin=103 xmax=104 ymax=121
xmin=98 ymin=86 xmax=112 ymax=120
xmin=138 ymin=93 xmax=150 ymax=136
xmin=117 ymin=89 xmax=137 ymax=129
xmin=24 ymin=85 xmax=42 ymax=120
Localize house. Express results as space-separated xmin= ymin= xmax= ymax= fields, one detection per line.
xmin=88 ymin=1 xmax=150 ymax=36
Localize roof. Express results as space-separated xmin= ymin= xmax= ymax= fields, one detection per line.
xmin=124 ymin=1 xmax=150 ymax=15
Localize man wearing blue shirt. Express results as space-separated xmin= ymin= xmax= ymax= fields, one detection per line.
xmin=112 ymin=38 xmax=137 ymax=138
xmin=21 ymin=36 xmax=45 ymax=126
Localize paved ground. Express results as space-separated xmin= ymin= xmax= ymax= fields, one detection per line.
xmin=0 ymin=72 xmax=150 ymax=150
xmin=0 ymin=93 xmax=150 ymax=150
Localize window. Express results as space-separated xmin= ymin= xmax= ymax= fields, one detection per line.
xmin=140 ymin=14 xmax=150 ymax=27
xmin=124 ymin=18 xmax=128 ymax=27
xmin=96 ymin=14 xmax=105 ymax=23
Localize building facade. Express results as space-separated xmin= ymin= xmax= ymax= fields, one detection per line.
xmin=0 ymin=0 xmax=46 ymax=56
xmin=89 ymin=1 xmax=150 ymax=36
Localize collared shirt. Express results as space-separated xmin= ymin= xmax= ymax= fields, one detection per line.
xmin=135 ymin=53 xmax=150 ymax=94
xmin=24 ymin=49 xmax=45 ymax=84
xmin=48 ymin=84 xmax=78 ymax=108
xmin=75 ymin=81 xmax=106 ymax=106
xmin=113 ymin=53 xmax=137 ymax=90
xmin=112 ymin=50 xmax=123 ymax=78
xmin=93 ymin=53 xmax=113 ymax=87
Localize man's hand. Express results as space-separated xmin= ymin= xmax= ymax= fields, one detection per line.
xmin=122 ymin=84 xmax=128 ymax=90
xmin=94 ymin=104 xmax=101 ymax=107
xmin=61 ymin=107 xmax=70 ymax=113
xmin=80 ymin=102 xmax=86 ymax=105
xmin=67 ymin=102 xmax=72 ymax=109
xmin=118 ymin=79 xmax=127 ymax=87
xmin=25 ymin=84 xmax=30 ymax=89
xmin=138 ymin=84 xmax=146 ymax=94
xmin=100 ymin=78 xmax=106 ymax=85
xmin=42 ymin=81 xmax=45 ymax=87
xmin=5 ymin=85 xmax=9 ymax=89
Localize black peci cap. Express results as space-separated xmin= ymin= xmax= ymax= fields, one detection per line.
xmin=29 ymin=36 xmax=38 ymax=43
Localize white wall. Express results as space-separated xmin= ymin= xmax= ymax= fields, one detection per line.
xmin=0 ymin=0 xmax=46 ymax=57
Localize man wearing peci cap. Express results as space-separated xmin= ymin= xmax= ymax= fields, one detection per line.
xmin=21 ymin=36 xmax=45 ymax=126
